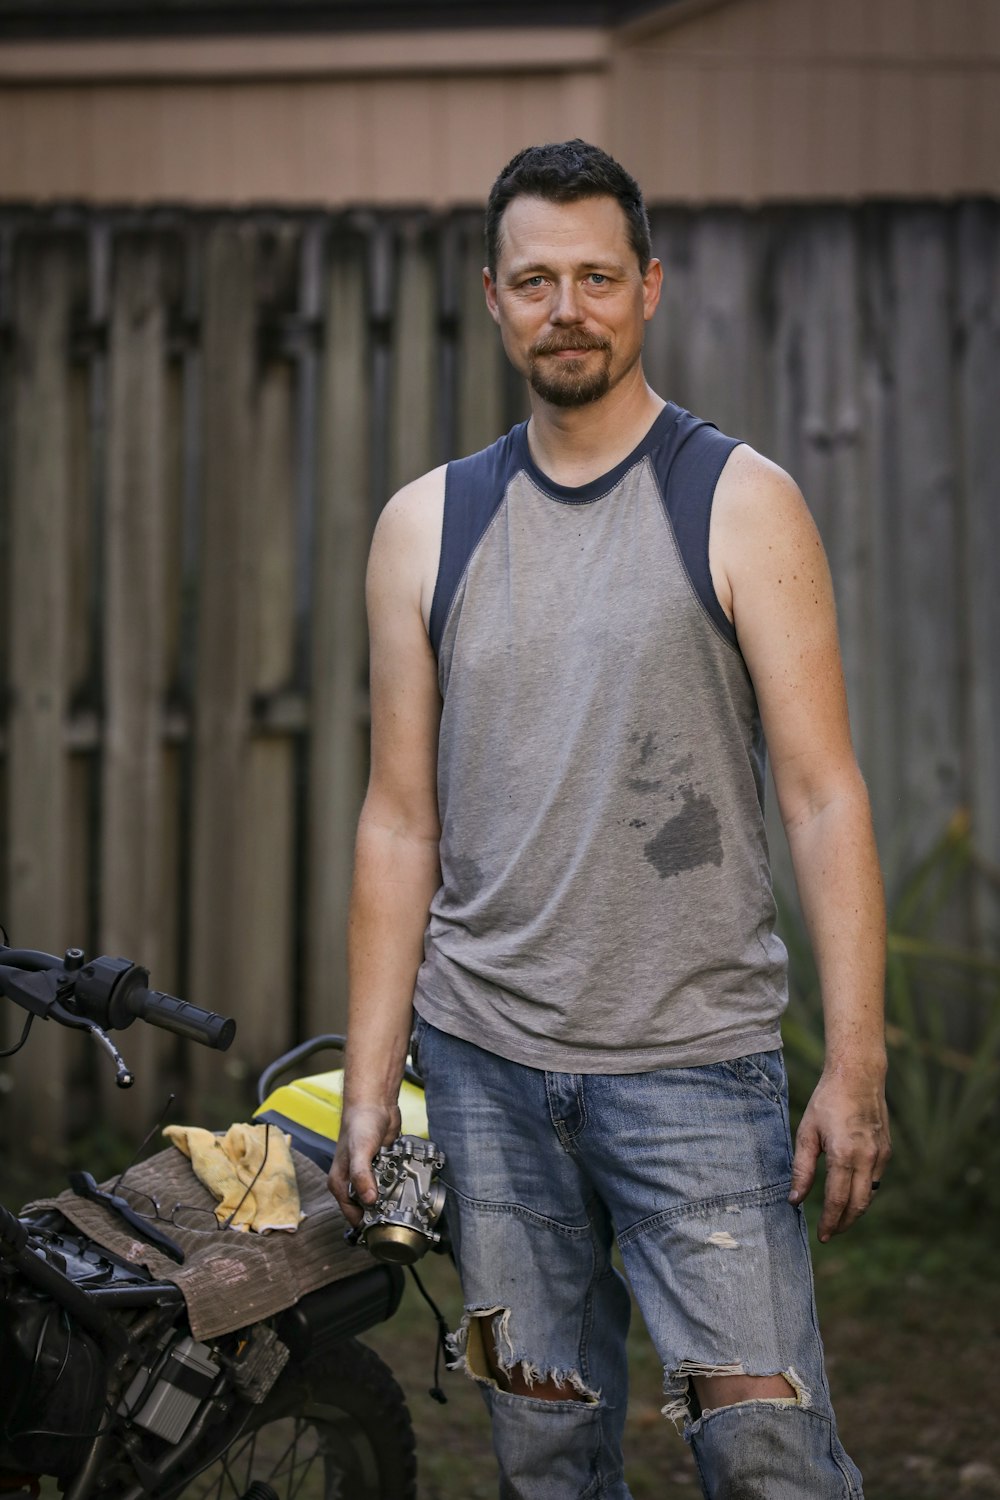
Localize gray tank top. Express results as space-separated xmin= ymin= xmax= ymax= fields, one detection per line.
xmin=413 ymin=403 xmax=788 ymax=1073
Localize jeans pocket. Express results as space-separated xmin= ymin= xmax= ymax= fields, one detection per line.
xmin=729 ymin=1049 xmax=785 ymax=1105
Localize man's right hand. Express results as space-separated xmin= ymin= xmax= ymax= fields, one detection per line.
xmin=329 ymin=1102 xmax=402 ymax=1226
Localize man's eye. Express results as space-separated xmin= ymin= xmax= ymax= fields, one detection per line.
xmin=588 ymin=273 xmax=609 ymax=285
xmin=523 ymin=276 xmax=546 ymax=288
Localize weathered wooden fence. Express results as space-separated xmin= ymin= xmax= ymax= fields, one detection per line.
xmin=1 ymin=201 xmax=998 ymax=1156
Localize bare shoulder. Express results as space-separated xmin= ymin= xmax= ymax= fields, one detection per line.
xmin=368 ymin=464 xmax=447 ymax=628
xmin=710 ymin=444 xmax=828 ymax=623
xmin=714 ymin=443 xmax=813 ymax=535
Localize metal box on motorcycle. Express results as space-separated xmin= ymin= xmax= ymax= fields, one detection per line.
xmin=254 ymin=1070 xmax=429 ymax=1171
xmin=119 ymin=1333 xmax=218 ymax=1443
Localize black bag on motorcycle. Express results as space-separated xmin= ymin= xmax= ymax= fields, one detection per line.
xmin=0 ymin=1274 xmax=108 ymax=1478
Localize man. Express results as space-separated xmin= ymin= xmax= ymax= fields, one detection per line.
xmin=331 ymin=140 xmax=889 ymax=1499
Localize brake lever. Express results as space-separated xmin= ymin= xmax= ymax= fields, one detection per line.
xmin=49 ymin=1000 xmax=135 ymax=1088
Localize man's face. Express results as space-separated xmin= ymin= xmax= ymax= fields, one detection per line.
xmin=484 ymin=194 xmax=661 ymax=409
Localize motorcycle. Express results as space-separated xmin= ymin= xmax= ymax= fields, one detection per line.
xmin=0 ymin=938 xmax=445 ymax=1500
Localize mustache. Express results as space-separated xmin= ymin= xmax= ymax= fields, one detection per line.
xmin=531 ymin=333 xmax=611 ymax=357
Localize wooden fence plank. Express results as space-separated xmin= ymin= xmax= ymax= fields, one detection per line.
xmin=240 ymin=332 xmax=298 ymax=1073
xmin=857 ymin=209 xmax=902 ymax=869
xmin=956 ymin=201 xmax=1000 ymax=937
xmin=458 ymin=213 xmax=505 ymax=458
xmin=647 ymin=208 xmax=693 ymax=412
xmin=389 ymin=219 xmax=438 ymax=497
xmin=884 ymin=209 xmax=965 ymax=875
xmin=100 ymin=232 xmax=177 ymax=1124
xmin=682 ymin=209 xmax=759 ymax=439
xmin=187 ymin=223 xmax=258 ymax=1109
xmin=307 ymin=228 xmax=371 ymax=1036
xmin=6 ymin=234 xmax=79 ymax=1147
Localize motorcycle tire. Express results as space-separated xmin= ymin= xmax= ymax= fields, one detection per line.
xmin=171 ymin=1337 xmax=417 ymax=1500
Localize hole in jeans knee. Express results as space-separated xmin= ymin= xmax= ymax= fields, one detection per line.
xmin=448 ymin=1308 xmax=598 ymax=1403
xmin=693 ymin=1371 xmax=799 ymax=1412
xmin=662 ymin=1361 xmax=810 ymax=1429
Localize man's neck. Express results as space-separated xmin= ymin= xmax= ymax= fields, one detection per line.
xmin=525 ymin=375 xmax=666 ymax=489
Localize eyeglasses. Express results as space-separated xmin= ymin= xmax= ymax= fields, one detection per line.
xmin=69 ymin=1102 xmax=272 ymax=1265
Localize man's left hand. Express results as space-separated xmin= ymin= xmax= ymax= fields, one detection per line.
xmin=788 ymin=1069 xmax=891 ymax=1241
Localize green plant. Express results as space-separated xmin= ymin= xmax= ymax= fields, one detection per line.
xmin=779 ymin=810 xmax=1000 ymax=1221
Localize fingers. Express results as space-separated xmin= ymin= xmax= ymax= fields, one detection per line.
xmin=818 ymin=1165 xmax=878 ymax=1241
xmin=329 ymin=1141 xmax=368 ymax=1227
xmin=787 ymin=1123 xmax=820 ymax=1207
xmin=327 ymin=1103 xmax=401 ymax=1226
xmin=792 ymin=1076 xmax=892 ymax=1241
xmin=817 ymin=1132 xmax=891 ymax=1242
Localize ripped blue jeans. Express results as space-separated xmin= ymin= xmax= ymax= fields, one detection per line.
xmin=411 ymin=1015 xmax=863 ymax=1500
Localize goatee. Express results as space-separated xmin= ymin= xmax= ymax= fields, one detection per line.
xmin=528 ymin=335 xmax=612 ymax=409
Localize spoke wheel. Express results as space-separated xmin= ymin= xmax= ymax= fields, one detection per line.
xmin=172 ymin=1339 xmax=416 ymax=1500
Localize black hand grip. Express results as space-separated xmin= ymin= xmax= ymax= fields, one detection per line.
xmin=130 ymin=988 xmax=236 ymax=1050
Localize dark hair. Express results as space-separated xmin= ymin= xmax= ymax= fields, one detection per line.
xmin=485 ymin=139 xmax=652 ymax=276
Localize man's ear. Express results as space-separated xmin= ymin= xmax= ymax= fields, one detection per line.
xmin=642 ymin=258 xmax=663 ymax=322
xmin=483 ymin=267 xmax=501 ymax=326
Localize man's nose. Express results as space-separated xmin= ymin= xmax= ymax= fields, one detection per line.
xmin=549 ymin=280 xmax=585 ymax=325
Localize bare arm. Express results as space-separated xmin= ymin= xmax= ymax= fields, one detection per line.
xmin=712 ymin=447 xmax=891 ymax=1241
xmin=329 ymin=468 xmax=446 ymax=1223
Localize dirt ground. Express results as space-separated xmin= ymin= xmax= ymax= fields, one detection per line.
xmin=365 ymin=1210 xmax=1000 ymax=1500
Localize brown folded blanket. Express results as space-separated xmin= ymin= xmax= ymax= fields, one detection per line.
xmin=23 ymin=1146 xmax=376 ymax=1341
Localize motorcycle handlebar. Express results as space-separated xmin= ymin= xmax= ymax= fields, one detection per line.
xmin=127 ymin=986 xmax=235 ymax=1051
xmin=0 ymin=944 xmax=237 ymax=1051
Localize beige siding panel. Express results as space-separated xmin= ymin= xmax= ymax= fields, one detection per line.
xmin=3 ymin=0 xmax=999 ymax=210
xmin=814 ymin=0 xmax=866 ymax=59
xmin=924 ymin=71 xmax=974 ymax=197
xmin=753 ymin=0 xmax=817 ymax=58
xmin=558 ymin=69 xmax=609 ymax=145
xmin=635 ymin=0 xmax=995 ymax=62
xmin=760 ymin=66 xmax=817 ymax=199
xmin=647 ymin=0 xmax=760 ymax=55
xmin=0 ymin=95 xmax=16 ymax=193
xmin=866 ymin=67 xmax=921 ymax=197
xmin=439 ymin=78 xmax=510 ymax=203
xmin=2 ymin=87 xmax=93 ymax=199
xmin=970 ymin=74 xmax=1000 ymax=194
xmin=982 ymin=0 xmax=1000 ymax=55
xmin=870 ymin=0 xmax=922 ymax=60
xmin=918 ymin=0 xmax=996 ymax=59
xmin=617 ymin=59 xmax=705 ymax=199
xmin=370 ymin=80 xmax=437 ymax=204
xmin=298 ymin=80 xmax=366 ymax=204
xmin=88 ymin=86 xmax=158 ymax=200
xmin=507 ymin=71 xmax=602 ymax=158
xmin=148 ymin=86 xmax=218 ymax=204
xmin=702 ymin=65 xmax=760 ymax=201
xmin=223 ymin=85 xmax=298 ymax=203
xmin=815 ymin=68 xmax=867 ymax=199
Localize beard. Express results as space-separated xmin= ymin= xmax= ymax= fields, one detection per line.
xmin=527 ymin=333 xmax=613 ymax=408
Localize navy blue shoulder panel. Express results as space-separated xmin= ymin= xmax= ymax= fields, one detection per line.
xmin=651 ymin=407 xmax=742 ymax=649
xmin=429 ymin=425 xmax=525 ymax=657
